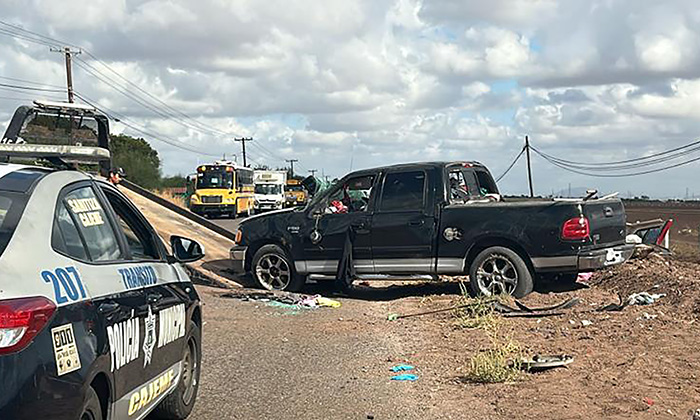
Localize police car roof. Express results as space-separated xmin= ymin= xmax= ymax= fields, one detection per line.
xmin=0 ymin=163 xmax=54 ymax=194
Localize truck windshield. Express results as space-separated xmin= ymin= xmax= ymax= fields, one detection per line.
xmin=0 ymin=192 xmax=26 ymax=257
xmin=197 ymin=171 xmax=233 ymax=189
xmin=256 ymin=184 xmax=282 ymax=195
xmin=286 ymin=184 xmax=304 ymax=192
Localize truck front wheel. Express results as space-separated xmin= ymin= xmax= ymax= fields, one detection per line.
xmin=469 ymin=246 xmax=534 ymax=298
xmin=251 ymin=245 xmax=305 ymax=291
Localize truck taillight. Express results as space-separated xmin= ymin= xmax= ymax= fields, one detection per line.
xmin=561 ymin=217 xmax=590 ymax=240
xmin=0 ymin=297 xmax=56 ymax=355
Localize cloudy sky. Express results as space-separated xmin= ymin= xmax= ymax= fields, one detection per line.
xmin=1 ymin=0 xmax=700 ymax=198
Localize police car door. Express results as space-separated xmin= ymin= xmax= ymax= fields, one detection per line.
xmin=51 ymin=181 xmax=150 ymax=411
xmin=97 ymin=183 xmax=189 ymax=418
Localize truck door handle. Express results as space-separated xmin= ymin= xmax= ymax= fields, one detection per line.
xmin=408 ymin=220 xmax=424 ymax=227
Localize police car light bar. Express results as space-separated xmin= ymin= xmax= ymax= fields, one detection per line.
xmin=0 ymin=144 xmax=110 ymax=161
xmin=33 ymin=100 xmax=96 ymax=113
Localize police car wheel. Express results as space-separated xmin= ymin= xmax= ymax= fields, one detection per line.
xmin=79 ymin=387 xmax=103 ymax=420
xmin=152 ymin=321 xmax=202 ymax=419
xmin=252 ymin=244 xmax=305 ymax=291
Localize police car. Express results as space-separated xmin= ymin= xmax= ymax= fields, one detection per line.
xmin=0 ymin=101 xmax=204 ymax=419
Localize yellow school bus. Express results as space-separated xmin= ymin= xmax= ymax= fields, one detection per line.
xmin=189 ymin=161 xmax=255 ymax=218
xmin=285 ymin=178 xmax=308 ymax=207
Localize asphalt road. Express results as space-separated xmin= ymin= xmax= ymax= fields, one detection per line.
xmin=189 ymin=285 xmax=432 ymax=420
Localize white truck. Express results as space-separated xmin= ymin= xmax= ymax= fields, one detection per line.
xmin=253 ymin=170 xmax=287 ymax=212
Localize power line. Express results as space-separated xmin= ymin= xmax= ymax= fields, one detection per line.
xmin=531 ymin=146 xmax=700 ymax=177
xmin=74 ymin=91 xmax=220 ymax=158
xmin=535 ymin=142 xmax=700 ymax=171
xmin=0 ymin=75 xmax=64 ymax=89
xmin=495 ymin=146 xmax=526 ymax=183
xmin=0 ymin=82 xmax=65 ymax=93
xmin=0 ymin=20 xmax=295 ymax=168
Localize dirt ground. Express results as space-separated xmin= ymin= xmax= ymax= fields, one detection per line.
xmin=626 ymin=204 xmax=700 ymax=246
xmin=187 ymin=253 xmax=700 ymax=419
xmin=386 ymin=254 xmax=700 ymax=420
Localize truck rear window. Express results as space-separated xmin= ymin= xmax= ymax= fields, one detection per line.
xmin=0 ymin=192 xmax=27 ymax=257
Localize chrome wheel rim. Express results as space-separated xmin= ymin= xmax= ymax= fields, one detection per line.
xmin=181 ymin=335 xmax=199 ymax=405
xmin=475 ymin=254 xmax=518 ymax=295
xmin=255 ymin=254 xmax=292 ymax=290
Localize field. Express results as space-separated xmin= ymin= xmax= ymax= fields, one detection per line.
xmin=625 ymin=201 xmax=700 ymax=247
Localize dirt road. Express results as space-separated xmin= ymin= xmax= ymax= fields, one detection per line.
xmin=190 ymin=284 xmax=433 ymax=420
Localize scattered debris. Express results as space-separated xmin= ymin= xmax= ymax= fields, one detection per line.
xmin=391 ymin=374 xmax=418 ymax=381
xmin=388 ymin=297 xmax=579 ymax=321
xmin=390 ymin=364 xmax=415 ymax=372
xmin=581 ymin=320 xmax=593 ymax=326
xmin=519 ymin=354 xmax=574 ymax=371
xmin=627 ymin=292 xmax=665 ymax=306
xmin=222 ymin=290 xmax=341 ymax=309
xmin=576 ymin=272 xmax=594 ymax=283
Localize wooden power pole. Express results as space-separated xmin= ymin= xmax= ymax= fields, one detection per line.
xmin=234 ymin=137 xmax=253 ymax=167
xmin=525 ymin=135 xmax=534 ymax=197
xmin=51 ymin=47 xmax=81 ymax=103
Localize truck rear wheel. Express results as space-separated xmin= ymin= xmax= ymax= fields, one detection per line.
xmin=251 ymin=245 xmax=305 ymax=291
xmin=469 ymin=246 xmax=533 ymax=298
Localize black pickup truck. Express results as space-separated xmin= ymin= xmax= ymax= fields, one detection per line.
xmin=230 ymin=161 xmax=634 ymax=297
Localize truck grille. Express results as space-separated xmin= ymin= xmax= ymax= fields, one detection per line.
xmin=201 ymin=195 xmax=223 ymax=204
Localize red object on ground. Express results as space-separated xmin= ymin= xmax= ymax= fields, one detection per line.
xmin=642 ymin=397 xmax=654 ymax=406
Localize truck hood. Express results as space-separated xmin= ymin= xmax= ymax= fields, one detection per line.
xmin=243 ymin=207 xmax=295 ymax=223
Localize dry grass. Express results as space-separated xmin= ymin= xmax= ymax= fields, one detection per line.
xmin=454 ymin=281 xmax=524 ymax=383
xmin=465 ymin=335 xmax=522 ymax=384
xmin=154 ymin=189 xmax=187 ymax=209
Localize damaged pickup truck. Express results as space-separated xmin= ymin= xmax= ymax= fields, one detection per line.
xmin=230 ymin=161 xmax=634 ymax=297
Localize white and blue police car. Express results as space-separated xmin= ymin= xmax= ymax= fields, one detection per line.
xmin=0 ymin=101 xmax=204 ymax=419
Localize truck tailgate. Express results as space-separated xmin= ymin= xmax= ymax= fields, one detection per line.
xmin=582 ymin=199 xmax=626 ymax=246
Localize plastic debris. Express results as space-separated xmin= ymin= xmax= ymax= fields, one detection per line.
xmin=581 ymin=320 xmax=593 ymax=326
xmin=315 ymin=297 xmax=342 ymax=308
xmin=387 ymin=313 xmax=399 ymax=321
xmin=576 ymin=272 xmax=594 ymax=283
xmin=391 ymin=374 xmax=418 ymax=381
xmin=627 ymin=292 xmax=665 ymax=306
xmin=390 ymin=364 xmax=415 ymax=372
xmin=519 ymin=354 xmax=574 ymax=371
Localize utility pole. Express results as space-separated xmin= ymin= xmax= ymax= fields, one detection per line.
xmin=51 ymin=47 xmax=81 ymax=103
xmin=525 ymin=135 xmax=534 ymax=197
xmin=286 ymin=159 xmax=298 ymax=178
xmin=308 ymin=169 xmax=318 ymax=177
xmin=234 ymin=137 xmax=253 ymax=167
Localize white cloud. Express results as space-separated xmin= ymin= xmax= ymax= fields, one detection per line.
xmin=2 ymin=0 xmax=700 ymax=197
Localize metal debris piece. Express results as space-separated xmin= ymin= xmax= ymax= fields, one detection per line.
xmin=520 ymin=354 xmax=574 ymax=371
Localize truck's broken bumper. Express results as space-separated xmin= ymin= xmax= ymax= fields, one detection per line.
xmin=230 ymin=246 xmax=247 ymax=274
xmin=577 ymin=244 xmax=635 ymax=271
xmin=533 ymin=244 xmax=635 ymax=272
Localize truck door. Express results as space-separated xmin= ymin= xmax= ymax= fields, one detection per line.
xmin=371 ymin=169 xmax=436 ymax=273
xmin=302 ymin=173 xmax=377 ymax=273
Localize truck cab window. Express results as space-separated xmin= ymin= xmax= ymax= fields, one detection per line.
xmin=448 ymin=170 xmax=469 ymax=204
xmin=379 ymin=171 xmax=426 ymax=211
xmin=325 ymin=175 xmax=375 ymax=214
xmin=475 ymin=170 xmax=498 ymax=195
